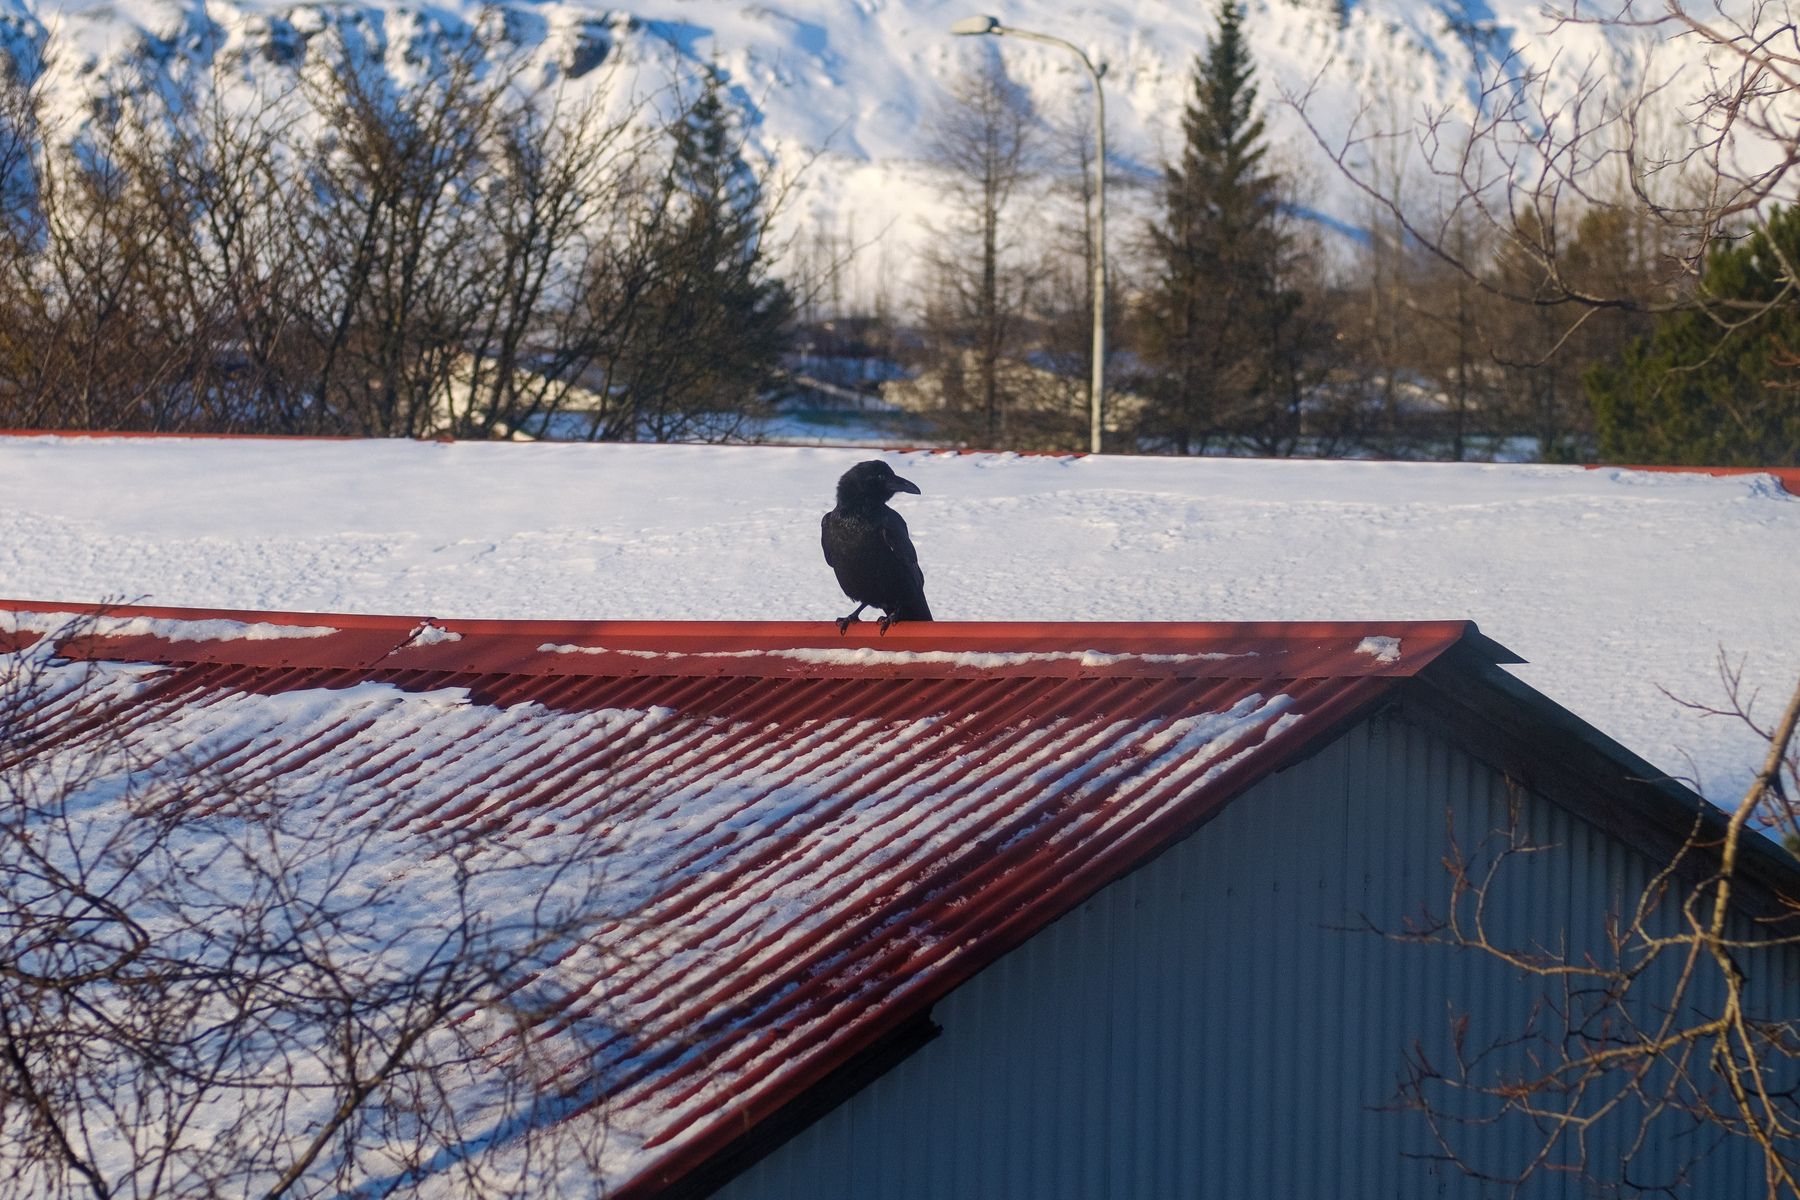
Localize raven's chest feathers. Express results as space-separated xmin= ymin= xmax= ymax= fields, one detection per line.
xmin=822 ymin=507 xmax=923 ymax=602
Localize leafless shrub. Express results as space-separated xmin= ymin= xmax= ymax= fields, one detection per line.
xmin=1291 ymin=1 xmax=1800 ymax=342
xmin=1394 ymin=668 xmax=1800 ymax=1195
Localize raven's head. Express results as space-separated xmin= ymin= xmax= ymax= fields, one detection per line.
xmin=836 ymin=459 xmax=921 ymax=508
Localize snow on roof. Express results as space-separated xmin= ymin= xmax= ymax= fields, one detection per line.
xmin=2 ymin=604 xmax=1497 ymax=1194
xmin=0 ymin=436 xmax=1793 ymax=802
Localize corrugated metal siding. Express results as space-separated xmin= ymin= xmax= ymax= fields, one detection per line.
xmin=715 ymin=709 xmax=1787 ymax=1200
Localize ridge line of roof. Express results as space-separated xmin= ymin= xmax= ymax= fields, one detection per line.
xmin=0 ymin=597 xmax=1493 ymax=638
xmin=0 ymin=600 xmax=1520 ymax=677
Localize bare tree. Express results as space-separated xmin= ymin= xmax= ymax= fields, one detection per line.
xmin=1291 ymin=1 xmax=1800 ymax=381
xmin=1394 ymin=666 xmax=1800 ymax=1195
xmin=919 ymin=52 xmax=1043 ymax=447
xmin=0 ymin=29 xmax=799 ymax=443
xmin=0 ymin=57 xmax=228 ymax=433
xmin=1019 ymin=91 xmax=1127 ymax=452
xmin=294 ymin=40 xmax=550 ymax=438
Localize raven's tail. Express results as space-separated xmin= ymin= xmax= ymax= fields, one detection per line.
xmin=894 ymin=593 xmax=933 ymax=622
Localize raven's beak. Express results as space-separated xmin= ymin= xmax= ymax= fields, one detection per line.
xmin=891 ymin=476 xmax=921 ymax=495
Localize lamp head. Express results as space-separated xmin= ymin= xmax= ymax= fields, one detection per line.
xmin=949 ymin=14 xmax=1001 ymax=35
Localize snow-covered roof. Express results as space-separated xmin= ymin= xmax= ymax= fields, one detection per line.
xmin=0 ymin=435 xmax=1793 ymax=803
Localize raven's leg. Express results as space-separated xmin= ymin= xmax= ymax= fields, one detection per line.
xmin=835 ymin=603 xmax=867 ymax=634
xmin=877 ymin=610 xmax=896 ymax=635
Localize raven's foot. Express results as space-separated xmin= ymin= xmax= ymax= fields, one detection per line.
xmin=877 ymin=614 xmax=895 ymax=635
xmin=835 ymin=615 xmax=853 ymax=635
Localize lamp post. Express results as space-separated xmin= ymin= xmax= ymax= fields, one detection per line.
xmin=950 ymin=14 xmax=1107 ymax=454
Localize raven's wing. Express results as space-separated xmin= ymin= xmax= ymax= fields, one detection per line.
xmin=881 ymin=509 xmax=932 ymax=620
xmin=880 ymin=509 xmax=922 ymax=583
xmin=820 ymin=512 xmax=835 ymax=569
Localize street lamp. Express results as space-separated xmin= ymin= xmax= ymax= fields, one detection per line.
xmin=951 ymin=13 xmax=1107 ymax=454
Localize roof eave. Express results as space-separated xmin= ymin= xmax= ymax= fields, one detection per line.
xmin=1400 ymin=642 xmax=1800 ymax=920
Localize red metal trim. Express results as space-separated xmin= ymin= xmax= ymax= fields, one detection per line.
xmin=5 ymin=599 xmax=1500 ymax=680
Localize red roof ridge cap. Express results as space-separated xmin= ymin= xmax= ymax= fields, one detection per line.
xmin=1 ymin=600 xmax=1521 ymax=677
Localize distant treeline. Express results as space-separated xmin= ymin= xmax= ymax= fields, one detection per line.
xmin=892 ymin=0 xmax=1796 ymax=466
xmin=3 ymin=7 xmax=1795 ymax=466
xmin=0 ymin=36 xmax=792 ymax=441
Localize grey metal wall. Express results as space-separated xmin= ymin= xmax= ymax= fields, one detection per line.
xmin=713 ymin=710 xmax=1790 ymax=1199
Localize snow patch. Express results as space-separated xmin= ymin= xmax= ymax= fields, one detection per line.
xmin=5 ymin=611 xmax=339 ymax=643
xmin=404 ymin=621 xmax=464 ymax=647
xmin=1355 ymin=636 xmax=1402 ymax=665
xmin=538 ymin=644 xmax=1251 ymax=668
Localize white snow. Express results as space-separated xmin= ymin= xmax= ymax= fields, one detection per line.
xmin=0 ymin=436 xmax=1795 ymax=803
xmin=539 ymin=644 xmax=1251 ymax=668
xmin=404 ymin=621 xmax=464 ymax=647
xmin=1355 ymin=635 xmax=1402 ymax=664
xmin=3 ymin=609 xmax=339 ymax=642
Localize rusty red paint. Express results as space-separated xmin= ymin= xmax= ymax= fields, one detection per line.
xmin=3 ymin=599 xmax=1517 ymax=1195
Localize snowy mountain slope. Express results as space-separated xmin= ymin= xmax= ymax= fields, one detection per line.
xmin=7 ymin=0 xmax=1678 ymax=299
xmin=0 ymin=435 xmax=1794 ymax=809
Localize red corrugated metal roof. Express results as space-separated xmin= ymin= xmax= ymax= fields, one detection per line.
xmin=1 ymin=600 xmax=1516 ymax=1194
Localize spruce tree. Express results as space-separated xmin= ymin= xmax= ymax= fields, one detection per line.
xmin=616 ymin=75 xmax=794 ymax=441
xmin=1587 ymin=206 xmax=1800 ymax=466
xmin=1142 ymin=0 xmax=1311 ymax=454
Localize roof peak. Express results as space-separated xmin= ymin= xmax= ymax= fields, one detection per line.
xmin=1 ymin=600 xmax=1521 ymax=679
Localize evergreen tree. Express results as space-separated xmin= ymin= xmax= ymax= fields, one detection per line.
xmin=606 ymin=74 xmax=794 ymax=442
xmin=1587 ymin=206 xmax=1800 ymax=466
xmin=1141 ymin=0 xmax=1314 ymax=455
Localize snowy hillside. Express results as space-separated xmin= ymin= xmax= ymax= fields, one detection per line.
xmin=0 ymin=435 xmax=1795 ymax=807
xmin=9 ymin=0 xmax=1676 ymax=299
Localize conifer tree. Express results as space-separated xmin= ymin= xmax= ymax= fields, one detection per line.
xmin=1141 ymin=0 xmax=1314 ymax=454
xmin=1587 ymin=206 xmax=1800 ymax=466
xmin=602 ymin=74 xmax=794 ymax=442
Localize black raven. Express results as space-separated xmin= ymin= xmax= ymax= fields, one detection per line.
xmin=821 ymin=460 xmax=933 ymax=634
